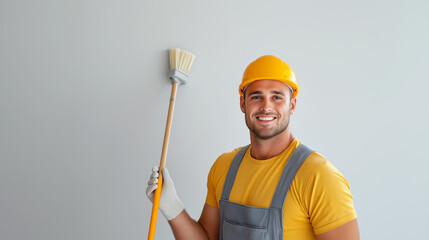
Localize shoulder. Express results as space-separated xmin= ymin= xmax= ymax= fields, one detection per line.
xmin=308 ymin=152 xmax=349 ymax=187
xmin=210 ymin=146 xmax=245 ymax=173
xmin=297 ymin=150 xmax=346 ymax=185
xmin=207 ymin=146 xmax=246 ymax=184
xmin=293 ymin=148 xmax=352 ymax=206
xmin=295 ymin=147 xmax=354 ymax=207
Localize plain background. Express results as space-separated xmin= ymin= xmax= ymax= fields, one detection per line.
xmin=1 ymin=0 xmax=428 ymax=239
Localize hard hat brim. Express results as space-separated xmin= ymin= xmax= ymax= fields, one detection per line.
xmin=239 ymin=78 xmax=299 ymax=98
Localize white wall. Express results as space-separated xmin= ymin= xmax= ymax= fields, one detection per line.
xmin=1 ymin=0 xmax=428 ymax=239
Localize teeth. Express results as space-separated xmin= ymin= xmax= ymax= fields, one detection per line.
xmin=258 ymin=117 xmax=274 ymax=121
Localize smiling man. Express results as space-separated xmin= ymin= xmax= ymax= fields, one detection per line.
xmin=147 ymin=55 xmax=359 ymax=240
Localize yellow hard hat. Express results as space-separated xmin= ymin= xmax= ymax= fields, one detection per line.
xmin=239 ymin=55 xmax=299 ymax=98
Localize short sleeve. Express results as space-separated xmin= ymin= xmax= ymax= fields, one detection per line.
xmin=304 ymin=160 xmax=357 ymax=234
xmin=205 ymin=161 xmax=219 ymax=208
xmin=204 ymin=149 xmax=241 ymax=209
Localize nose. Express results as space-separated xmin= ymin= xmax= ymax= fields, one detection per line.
xmin=260 ymin=99 xmax=273 ymax=112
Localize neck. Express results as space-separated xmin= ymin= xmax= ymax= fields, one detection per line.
xmin=249 ymin=128 xmax=295 ymax=160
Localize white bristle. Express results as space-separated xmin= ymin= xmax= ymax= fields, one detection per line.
xmin=169 ymin=48 xmax=195 ymax=74
xmin=169 ymin=49 xmax=174 ymax=70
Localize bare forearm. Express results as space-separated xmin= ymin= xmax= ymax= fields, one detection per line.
xmin=316 ymin=219 xmax=359 ymax=240
xmin=169 ymin=210 xmax=210 ymax=240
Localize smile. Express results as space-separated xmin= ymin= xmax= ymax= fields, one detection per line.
xmin=256 ymin=116 xmax=276 ymax=121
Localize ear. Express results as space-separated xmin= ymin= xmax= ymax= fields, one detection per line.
xmin=240 ymin=96 xmax=245 ymax=113
xmin=289 ymin=97 xmax=297 ymax=115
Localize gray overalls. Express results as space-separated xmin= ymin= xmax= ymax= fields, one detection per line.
xmin=219 ymin=144 xmax=314 ymax=240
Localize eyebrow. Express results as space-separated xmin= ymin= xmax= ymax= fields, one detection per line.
xmin=247 ymin=90 xmax=286 ymax=96
xmin=247 ymin=90 xmax=262 ymax=96
xmin=272 ymin=91 xmax=285 ymax=96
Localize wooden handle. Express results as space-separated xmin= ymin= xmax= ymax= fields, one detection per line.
xmin=147 ymin=81 xmax=179 ymax=240
xmin=158 ymin=81 xmax=179 ymax=171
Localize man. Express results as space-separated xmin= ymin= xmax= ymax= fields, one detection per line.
xmin=146 ymin=55 xmax=359 ymax=239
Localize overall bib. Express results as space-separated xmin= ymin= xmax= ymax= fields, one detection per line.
xmin=219 ymin=144 xmax=314 ymax=240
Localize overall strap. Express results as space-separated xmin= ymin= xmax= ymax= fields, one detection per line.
xmin=270 ymin=144 xmax=314 ymax=209
xmin=220 ymin=145 xmax=250 ymax=200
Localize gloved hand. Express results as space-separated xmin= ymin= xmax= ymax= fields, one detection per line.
xmin=146 ymin=166 xmax=184 ymax=220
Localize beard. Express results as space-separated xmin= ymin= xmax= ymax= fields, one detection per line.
xmin=245 ymin=109 xmax=291 ymax=140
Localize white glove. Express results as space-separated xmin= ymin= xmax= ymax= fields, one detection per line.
xmin=146 ymin=166 xmax=184 ymax=220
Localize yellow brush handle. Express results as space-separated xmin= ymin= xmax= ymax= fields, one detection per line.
xmin=147 ymin=82 xmax=179 ymax=240
xmin=148 ymin=177 xmax=163 ymax=240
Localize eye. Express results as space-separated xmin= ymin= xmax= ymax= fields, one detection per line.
xmin=273 ymin=96 xmax=282 ymax=100
xmin=251 ymin=96 xmax=261 ymax=100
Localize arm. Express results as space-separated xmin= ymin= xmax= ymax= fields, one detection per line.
xmin=169 ymin=204 xmax=219 ymax=240
xmin=198 ymin=204 xmax=220 ymax=240
xmin=316 ymin=219 xmax=359 ymax=240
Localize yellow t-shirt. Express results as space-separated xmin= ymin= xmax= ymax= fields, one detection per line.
xmin=205 ymin=139 xmax=357 ymax=239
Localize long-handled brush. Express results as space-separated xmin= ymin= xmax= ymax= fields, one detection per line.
xmin=147 ymin=48 xmax=195 ymax=240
